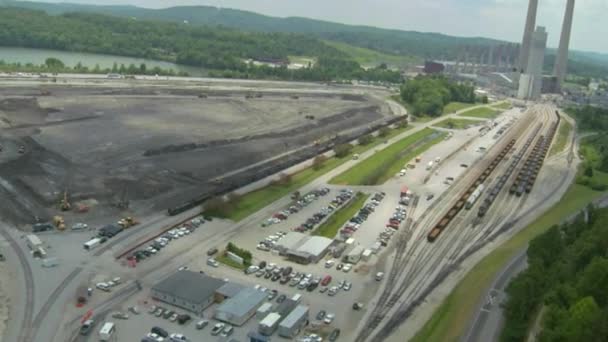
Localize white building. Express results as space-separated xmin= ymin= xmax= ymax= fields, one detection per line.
xmin=518 ymin=26 xmax=547 ymax=100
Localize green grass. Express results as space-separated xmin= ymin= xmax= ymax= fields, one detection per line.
xmin=206 ymin=125 xmax=411 ymax=221
xmin=434 ymin=118 xmax=481 ymax=129
xmin=410 ymin=183 xmax=605 ymax=342
xmin=458 ymin=107 xmax=500 ymax=119
xmin=313 ymin=192 xmax=370 ymax=238
xmin=216 ymin=254 xmax=247 ymax=270
xmin=549 ymin=119 xmax=573 ymax=156
xmin=492 ymin=101 xmax=512 ymax=110
xmin=443 ymin=102 xmax=477 ymax=114
xmin=330 ymin=128 xmax=445 ymax=185
xmin=325 ymin=41 xmax=420 ymax=68
xmin=288 ymin=55 xmax=316 ymax=65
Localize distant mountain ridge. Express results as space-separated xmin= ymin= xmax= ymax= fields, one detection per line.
xmin=2 ymin=0 xmax=607 ymax=75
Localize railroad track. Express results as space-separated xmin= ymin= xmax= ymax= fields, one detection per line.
xmin=0 ymin=227 xmax=35 ymax=342
xmin=355 ymin=106 xmax=559 ymax=342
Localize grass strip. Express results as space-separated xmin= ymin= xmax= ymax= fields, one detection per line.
xmin=443 ymin=102 xmax=477 ymax=114
xmin=410 ymin=184 xmax=605 ymax=342
xmin=549 ymin=119 xmax=573 ymax=156
xmin=434 ymin=118 xmax=482 ymax=129
xmin=313 ymin=192 xmax=369 ymax=238
xmin=458 ymin=107 xmax=500 ymax=119
xmin=206 ymin=125 xmax=411 ymax=221
xmin=216 ymin=254 xmax=247 ymax=270
xmin=492 ymin=101 xmax=512 ymax=110
xmin=330 ymin=128 xmax=445 ymax=185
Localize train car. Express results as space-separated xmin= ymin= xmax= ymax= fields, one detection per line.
xmin=427 ymin=227 xmax=442 ymax=242
xmin=465 ymin=184 xmax=485 ymax=210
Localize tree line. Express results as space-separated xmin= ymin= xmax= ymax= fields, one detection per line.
xmin=399 ymin=75 xmax=475 ymax=116
xmin=0 ymin=7 xmax=401 ymax=83
xmin=501 ymin=205 xmax=608 ymax=341
xmin=0 ymin=57 xmax=188 ymax=76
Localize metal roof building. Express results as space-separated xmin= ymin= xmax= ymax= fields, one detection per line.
xmin=275 ymin=232 xmax=308 ymax=254
xmin=214 ymin=287 xmax=267 ymax=326
xmin=151 ymin=271 xmax=225 ymax=316
xmin=215 ymin=282 xmax=245 ymax=301
xmin=286 ymin=235 xmax=333 ymax=264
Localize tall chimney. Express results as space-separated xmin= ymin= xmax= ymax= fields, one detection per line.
xmin=554 ymin=0 xmax=575 ymax=90
xmin=518 ymin=0 xmax=539 ymax=73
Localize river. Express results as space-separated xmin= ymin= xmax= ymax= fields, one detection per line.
xmin=0 ymin=46 xmax=206 ymax=76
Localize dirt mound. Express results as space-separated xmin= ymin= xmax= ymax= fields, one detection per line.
xmin=0 ymin=98 xmax=57 ymax=127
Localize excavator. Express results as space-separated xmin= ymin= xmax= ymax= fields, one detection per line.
xmin=117 ymin=217 xmax=139 ymax=229
xmin=60 ymin=191 xmax=71 ymax=211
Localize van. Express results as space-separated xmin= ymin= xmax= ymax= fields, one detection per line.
xmin=98 ymin=322 xmax=115 ymax=341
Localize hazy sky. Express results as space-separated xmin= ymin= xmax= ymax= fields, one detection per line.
xmin=29 ymin=0 xmax=608 ymax=53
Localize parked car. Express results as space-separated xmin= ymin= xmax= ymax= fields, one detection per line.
xmin=207 ymin=247 xmax=218 ymax=256
xmin=207 ymin=258 xmax=219 ymax=267
xmin=316 ymin=310 xmax=326 ymax=320
xmin=375 ymin=272 xmax=385 ymax=281
xmin=211 ymin=323 xmax=225 ymax=336
xmin=151 ymin=326 xmax=168 ymax=338
xmin=324 ymin=313 xmax=335 ymax=324
xmin=220 ymin=326 xmax=234 ymax=337
xmin=329 ymin=328 xmax=341 ymax=342
xmin=196 ymin=319 xmax=209 ymax=330
xmin=79 ymin=319 xmax=94 ymax=336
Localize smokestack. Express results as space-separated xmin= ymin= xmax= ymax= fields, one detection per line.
xmin=554 ymin=0 xmax=575 ymax=89
xmin=518 ymin=0 xmax=539 ymax=73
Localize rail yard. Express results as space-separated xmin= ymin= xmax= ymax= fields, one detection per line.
xmin=0 ymin=74 xmax=578 ymax=342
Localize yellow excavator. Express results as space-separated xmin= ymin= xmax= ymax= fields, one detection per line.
xmin=53 ymin=215 xmax=66 ymax=231
xmin=118 ymin=217 xmax=139 ymax=229
xmin=60 ymin=191 xmax=71 ymax=211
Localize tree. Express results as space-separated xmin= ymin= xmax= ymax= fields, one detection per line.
xmin=333 ymin=143 xmax=353 ymax=158
xmin=358 ymin=134 xmax=374 ymax=146
xmin=272 ymin=172 xmax=292 ymax=186
xmin=584 ymin=163 xmax=594 ymax=177
xmin=139 ymin=63 xmax=147 ymax=73
xmin=378 ymin=127 xmax=391 ymax=137
xmin=312 ymin=155 xmax=327 ymax=170
xmin=481 ymin=95 xmax=489 ymax=104
xmin=44 ymin=57 xmax=64 ymax=70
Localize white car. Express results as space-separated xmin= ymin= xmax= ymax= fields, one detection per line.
xmin=342 ymin=264 xmax=352 ymax=273
xmin=169 ymin=333 xmax=187 ymax=341
xmin=71 ymin=223 xmax=88 ymax=230
xmin=323 ymin=313 xmax=335 ymax=324
xmin=207 ymin=258 xmax=219 ymax=268
xmin=146 ymin=333 xmax=164 ymax=342
xmin=375 ymin=272 xmax=385 ymax=281
xmin=324 ymin=260 xmax=335 ymax=268
xmin=95 ymin=282 xmax=110 ymax=292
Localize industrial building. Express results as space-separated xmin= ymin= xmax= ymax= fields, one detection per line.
xmin=518 ymin=26 xmax=547 ymax=100
xmin=215 ymin=282 xmax=245 ymax=302
xmin=278 ymin=305 xmax=309 ymax=338
xmin=151 ymin=271 xmax=225 ymax=316
xmin=214 ymin=287 xmax=267 ymax=326
xmin=276 ymin=232 xmax=334 ymax=264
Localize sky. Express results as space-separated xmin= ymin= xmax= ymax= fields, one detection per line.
xmin=28 ymin=0 xmax=608 ymax=54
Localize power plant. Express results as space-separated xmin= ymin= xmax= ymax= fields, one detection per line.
xmin=518 ymin=0 xmax=576 ymax=99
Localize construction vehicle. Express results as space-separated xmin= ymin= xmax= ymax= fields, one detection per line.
xmin=60 ymin=191 xmax=71 ymax=211
xmin=117 ymin=217 xmax=138 ymax=229
xmin=53 ymin=216 xmax=66 ymax=231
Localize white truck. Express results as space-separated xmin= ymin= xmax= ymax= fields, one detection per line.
xmin=83 ymin=238 xmax=102 ymax=251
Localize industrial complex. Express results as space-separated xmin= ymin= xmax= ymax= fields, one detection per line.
xmin=0 ymin=1 xmax=589 ymax=342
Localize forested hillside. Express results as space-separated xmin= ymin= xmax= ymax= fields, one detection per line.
xmin=6 ymin=0 xmax=608 ymax=78
xmin=0 ymin=7 xmax=401 ymax=82
xmin=501 ymin=205 xmax=608 ymax=341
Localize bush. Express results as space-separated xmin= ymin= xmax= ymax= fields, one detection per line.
xmin=378 ymin=127 xmax=391 ymax=137
xmin=226 ymin=242 xmax=252 ymax=266
xmin=358 ymin=134 xmax=374 ymax=146
xmin=312 ymin=155 xmax=328 ymax=170
xmin=334 ymin=143 xmax=353 ymax=158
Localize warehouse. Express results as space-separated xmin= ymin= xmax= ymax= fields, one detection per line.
xmin=214 ymin=287 xmax=267 ymax=326
xmin=282 ymin=234 xmax=334 ymax=264
xmin=278 ymin=305 xmax=309 ymax=338
xmin=275 ymin=232 xmax=308 ymax=255
xmin=151 ymin=271 xmax=225 ymax=316
xmin=215 ymin=282 xmax=245 ymax=303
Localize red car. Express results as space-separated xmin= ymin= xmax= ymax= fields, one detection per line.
xmin=321 ymin=275 xmax=332 ymax=286
xmin=386 ymin=222 xmax=399 ymax=229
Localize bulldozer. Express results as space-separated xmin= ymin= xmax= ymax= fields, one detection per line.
xmin=117 ymin=217 xmax=138 ymax=229
xmin=53 ymin=216 xmax=66 ymax=231
xmin=60 ymin=191 xmax=71 ymax=211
